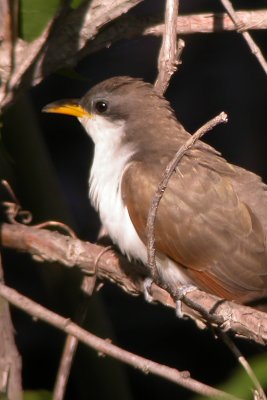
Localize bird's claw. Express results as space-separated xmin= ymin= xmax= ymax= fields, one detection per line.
xmin=143 ymin=277 xmax=154 ymax=303
xmin=175 ymin=284 xmax=197 ymax=318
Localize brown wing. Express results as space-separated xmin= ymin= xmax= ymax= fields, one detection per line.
xmin=122 ymin=150 xmax=267 ymax=303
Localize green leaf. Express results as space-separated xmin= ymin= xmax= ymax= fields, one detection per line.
xmin=71 ymin=0 xmax=84 ymax=8
xmin=24 ymin=390 xmax=52 ymax=400
xmin=20 ymin=0 xmax=60 ymax=41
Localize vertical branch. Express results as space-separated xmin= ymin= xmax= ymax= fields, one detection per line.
xmin=154 ymin=0 xmax=183 ymax=94
xmin=0 ymin=253 xmax=23 ymax=400
xmin=52 ymin=232 xmax=107 ymax=400
xmin=53 ymin=278 xmax=93 ymax=400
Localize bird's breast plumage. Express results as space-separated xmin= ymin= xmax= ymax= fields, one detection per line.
xmin=88 ymin=116 xmax=147 ymax=262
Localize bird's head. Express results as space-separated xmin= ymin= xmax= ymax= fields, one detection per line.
xmin=42 ymin=76 xmax=179 ymax=152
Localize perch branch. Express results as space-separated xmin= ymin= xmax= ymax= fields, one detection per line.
xmin=1 ymin=222 xmax=267 ymax=345
xmin=52 ymin=277 xmax=93 ymax=400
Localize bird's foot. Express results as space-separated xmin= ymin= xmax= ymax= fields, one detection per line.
xmin=174 ymin=285 xmax=224 ymax=326
xmin=175 ymin=284 xmax=198 ymax=318
xmin=143 ymin=277 xmax=154 ymax=303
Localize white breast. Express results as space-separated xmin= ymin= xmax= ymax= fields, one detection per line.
xmin=80 ymin=114 xmax=147 ymax=262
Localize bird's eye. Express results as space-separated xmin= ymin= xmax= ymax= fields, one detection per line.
xmin=95 ymin=101 xmax=108 ymax=113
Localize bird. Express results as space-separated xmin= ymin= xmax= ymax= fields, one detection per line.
xmin=43 ymin=76 xmax=267 ymax=305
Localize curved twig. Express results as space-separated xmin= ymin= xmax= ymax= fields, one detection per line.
xmin=146 ymin=112 xmax=228 ymax=279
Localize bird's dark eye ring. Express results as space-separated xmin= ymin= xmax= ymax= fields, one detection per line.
xmin=95 ymin=101 xmax=108 ymax=113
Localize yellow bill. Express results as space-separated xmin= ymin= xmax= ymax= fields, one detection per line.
xmin=42 ymin=99 xmax=91 ymax=118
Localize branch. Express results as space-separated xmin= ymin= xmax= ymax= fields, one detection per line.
xmin=0 ymin=253 xmax=23 ymax=400
xmin=147 ymin=9 xmax=267 ymax=34
xmin=0 ymin=20 xmax=54 ymax=109
xmin=28 ymin=9 xmax=267 ymax=84
xmin=0 ymin=281 xmax=242 ymax=400
xmin=1 ymin=222 xmax=267 ymax=346
xmin=0 ymin=0 xmax=18 ymax=99
xmin=2 ymin=9 xmax=267 ymax=111
xmin=154 ymin=0 xmax=181 ymax=94
xmin=0 ymin=0 xmax=144 ymax=112
xmin=52 ymin=277 xmax=93 ymax=400
xmin=221 ymin=0 xmax=267 ymax=76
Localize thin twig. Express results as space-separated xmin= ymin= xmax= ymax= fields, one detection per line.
xmin=218 ymin=331 xmax=266 ymax=400
xmin=53 ymin=278 xmax=91 ymax=400
xmin=53 ymin=335 xmax=78 ymax=400
xmin=146 ymin=112 xmax=228 ymax=280
xmin=0 ymin=282 xmax=242 ymax=400
xmin=52 ymin=235 xmax=110 ymax=399
xmin=221 ymin=0 xmax=267 ymax=76
xmin=53 ymin=243 xmax=105 ymax=400
xmin=1 ymin=179 xmax=77 ymax=236
xmin=154 ymin=0 xmax=180 ymax=94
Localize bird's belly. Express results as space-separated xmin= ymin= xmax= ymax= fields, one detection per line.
xmin=100 ymin=196 xmax=192 ymax=288
xmin=99 ymin=194 xmax=147 ymax=262
xmin=156 ymin=254 xmax=193 ymax=288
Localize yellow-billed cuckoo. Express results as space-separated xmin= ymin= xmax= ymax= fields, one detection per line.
xmin=43 ymin=76 xmax=267 ymax=305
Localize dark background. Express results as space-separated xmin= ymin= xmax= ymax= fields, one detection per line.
xmin=1 ymin=0 xmax=267 ymax=399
